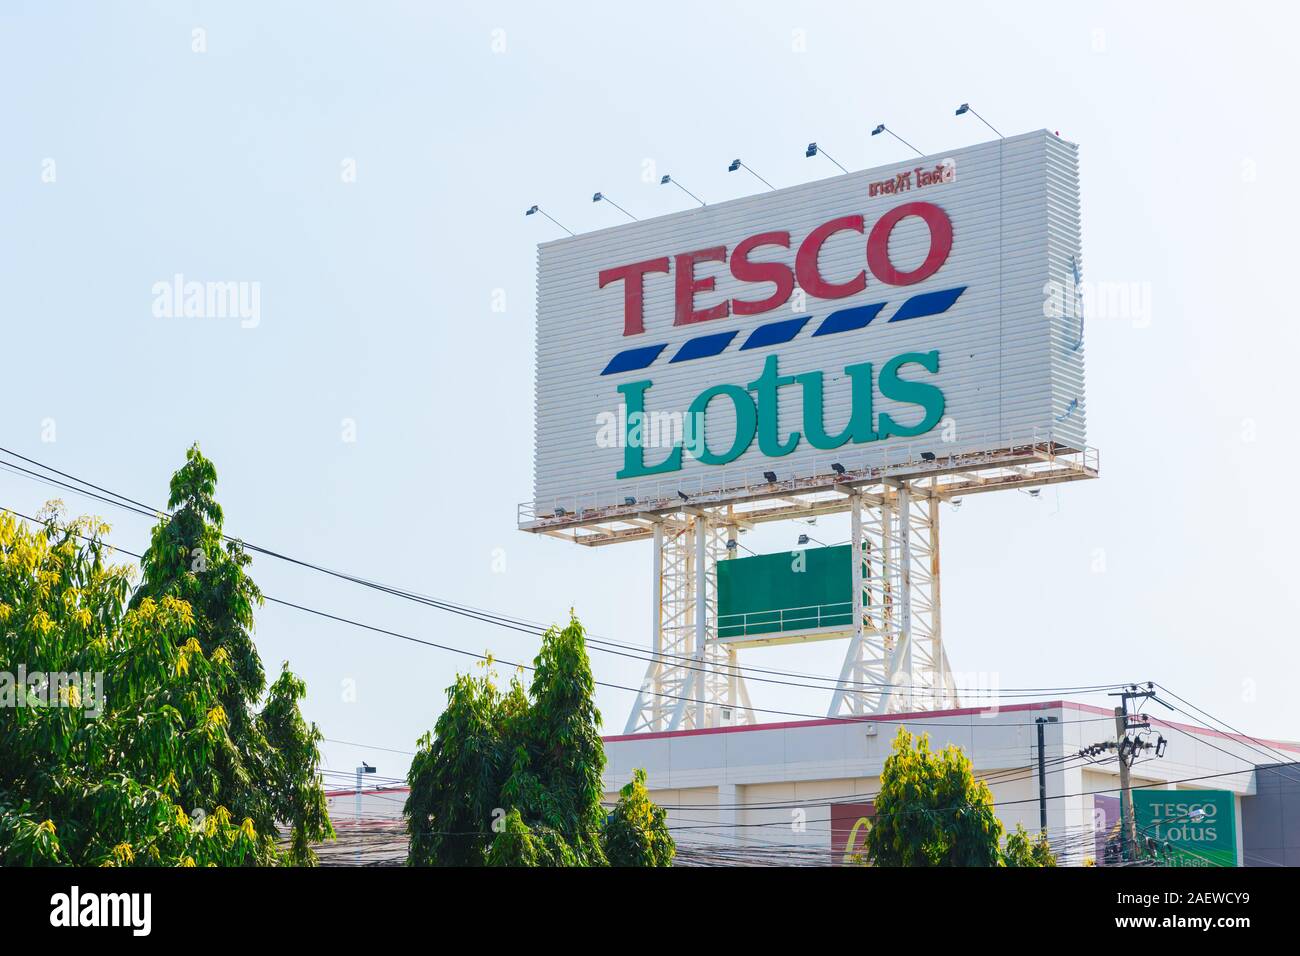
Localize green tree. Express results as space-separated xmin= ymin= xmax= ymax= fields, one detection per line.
xmin=1002 ymin=823 xmax=1058 ymax=867
xmin=865 ymin=728 xmax=1004 ymax=867
xmin=604 ymin=768 xmax=675 ymax=867
xmin=404 ymin=614 xmax=673 ymax=867
xmin=0 ymin=506 xmax=268 ymax=865
xmin=130 ymin=444 xmax=332 ymax=864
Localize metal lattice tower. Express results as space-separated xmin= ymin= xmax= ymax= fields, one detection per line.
xmin=624 ymin=512 xmax=756 ymax=734
xmin=521 ymin=433 xmax=1099 ymax=733
xmin=828 ymin=482 xmax=958 ymax=718
xmin=625 ymin=482 xmax=960 ymax=733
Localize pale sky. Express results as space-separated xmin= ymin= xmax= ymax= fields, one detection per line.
xmin=3 ymin=0 xmax=1297 ymax=785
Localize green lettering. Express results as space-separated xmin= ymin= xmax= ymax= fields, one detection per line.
xmin=876 ymin=350 xmax=945 ymax=439
xmin=746 ymin=355 xmax=800 ymax=457
xmin=616 ymin=380 xmax=682 ymax=478
xmin=795 ymin=361 xmax=878 ymax=449
xmin=687 ymin=384 xmax=757 ymax=465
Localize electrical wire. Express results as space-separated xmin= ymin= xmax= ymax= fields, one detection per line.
xmin=0 ymin=502 xmax=1141 ymax=732
xmin=0 ymin=444 xmax=1131 ymax=699
xmin=1154 ymin=682 xmax=1300 ymax=769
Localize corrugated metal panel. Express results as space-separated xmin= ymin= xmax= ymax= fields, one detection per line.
xmin=532 ymin=130 xmax=1085 ymax=511
xmin=1044 ymin=134 xmax=1087 ymax=451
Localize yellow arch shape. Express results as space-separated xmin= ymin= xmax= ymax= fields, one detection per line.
xmin=841 ymin=816 xmax=872 ymax=865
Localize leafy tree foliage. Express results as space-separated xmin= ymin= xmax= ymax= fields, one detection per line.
xmin=0 ymin=507 xmax=267 ymax=865
xmin=865 ymin=728 xmax=1005 ymax=867
xmin=1002 ymin=823 xmax=1058 ymax=867
xmin=604 ymin=768 xmax=675 ymax=867
xmin=405 ymin=615 xmax=673 ymax=866
xmin=130 ymin=444 xmax=332 ymax=863
xmin=0 ymin=445 xmax=331 ymax=866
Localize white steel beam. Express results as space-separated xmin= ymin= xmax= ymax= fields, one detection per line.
xmin=624 ymin=511 xmax=755 ymax=734
xmin=694 ymin=516 xmax=707 ymax=729
xmin=828 ymin=483 xmax=956 ymax=718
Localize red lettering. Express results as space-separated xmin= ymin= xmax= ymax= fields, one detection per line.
xmin=867 ymin=201 xmax=952 ymax=285
xmin=795 ymin=215 xmax=866 ymax=299
xmin=597 ymin=201 xmax=954 ymax=334
xmin=599 ymin=257 xmax=670 ymax=336
xmin=674 ymin=246 xmax=730 ymax=327
xmin=730 ymin=231 xmax=794 ymax=317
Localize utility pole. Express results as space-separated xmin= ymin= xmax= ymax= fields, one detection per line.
xmin=1081 ymin=684 xmax=1166 ymax=865
xmin=1035 ymin=716 xmax=1058 ymax=834
xmin=1108 ymin=683 xmax=1157 ymax=862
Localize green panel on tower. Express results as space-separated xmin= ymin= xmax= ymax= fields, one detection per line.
xmin=716 ymin=544 xmax=854 ymax=639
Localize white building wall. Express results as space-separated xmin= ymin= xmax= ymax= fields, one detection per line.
xmin=316 ymin=700 xmax=1292 ymax=866
xmin=603 ymin=700 xmax=1282 ymax=865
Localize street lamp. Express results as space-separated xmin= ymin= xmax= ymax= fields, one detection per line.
xmin=1034 ymin=718 xmax=1058 ymax=833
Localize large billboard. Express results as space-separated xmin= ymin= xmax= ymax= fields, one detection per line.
xmin=531 ymin=130 xmax=1084 ymax=516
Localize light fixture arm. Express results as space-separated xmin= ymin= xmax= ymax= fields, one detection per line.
xmin=526 ymin=204 xmax=575 ymax=236
xmin=873 ymin=124 xmax=924 ymax=157
xmin=956 ymin=103 xmax=1004 ymax=139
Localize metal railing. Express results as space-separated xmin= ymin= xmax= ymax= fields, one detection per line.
xmin=519 ymin=426 xmax=1099 ymax=526
xmin=717 ymin=602 xmax=854 ymax=640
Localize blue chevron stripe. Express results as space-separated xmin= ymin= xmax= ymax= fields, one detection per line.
xmin=812 ymin=302 xmax=886 ymax=337
xmin=740 ymin=315 xmax=809 ymax=350
xmin=889 ymin=285 xmax=966 ymax=323
xmin=601 ymin=342 xmax=667 ymax=376
xmin=600 ymin=284 xmax=968 ymax=374
xmin=670 ymin=330 xmax=737 ymax=363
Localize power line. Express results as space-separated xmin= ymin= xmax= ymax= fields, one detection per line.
xmin=323 ymin=737 xmax=416 ymax=757
xmin=608 ymin=759 xmax=1272 ymax=827
xmin=1154 ymin=682 xmax=1300 ymax=768
xmin=306 ymin=743 xmax=1287 ymax=862
xmin=0 ymin=445 xmax=1130 ymax=697
xmin=0 ymin=504 xmax=1136 ymax=730
xmin=8 ymin=482 xmax=1284 ymax=865
xmin=8 ymin=450 xmax=1291 ymax=772
xmin=7 ymin=487 xmax=1293 ymax=810
xmin=621 ymin=752 xmax=1109 ymax=813
xmin=14 ymin=504 xmax=1290 ymax=785
xmin=1140 ymin=688 xmax=1300 ymax=788
xmin=0 ymin=447 xmax=1134 ymax=697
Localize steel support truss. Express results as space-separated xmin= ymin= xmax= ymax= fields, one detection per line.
xmin=622 ymin=482 xmax=958 ymax=732
xmin=523 ymin=438 xmax=1098 ymax=733
xmin=827 ymin=482 xmax=958 ymax=718
xmin=623 ymin=510 xmax=757 ymax=734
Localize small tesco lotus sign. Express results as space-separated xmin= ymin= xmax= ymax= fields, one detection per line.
xmin=530 ymin=130 xmax=1086 ymax=511
xmin=1134 ymin=790 xmax=1237 ymax=867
